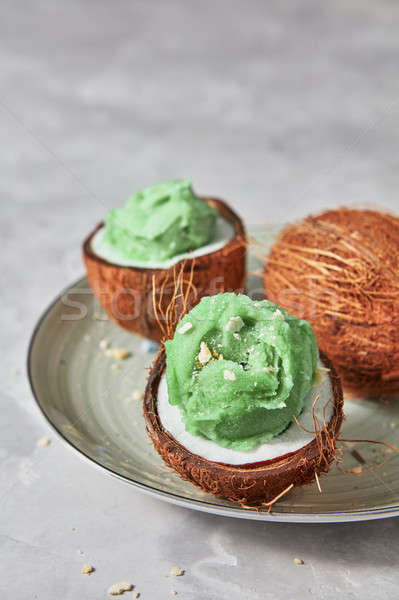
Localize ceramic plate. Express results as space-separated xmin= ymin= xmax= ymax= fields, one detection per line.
xmin=27 ymin=228 xmax=399 ymax=523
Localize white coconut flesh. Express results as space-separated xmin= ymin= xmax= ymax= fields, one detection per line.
xmin=91 ymin=216 xmax=235 ymax=269
xmin=157 ymin=360 xmax=334 ymax=465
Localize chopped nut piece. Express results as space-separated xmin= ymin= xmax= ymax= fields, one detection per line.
xmin=226 ymin=316 xmax=244 ymax=333
xmin=81 ymin=564 xmax=94 ymax=575
xmin=198 ymin=342 xmax=212 ymax=365
xmin=224 ymin=370 xmax=236 ymax=381
xmin=170 ymin=567 xmax=184 ymax=577
xmin=37 ymin=436 xmax=50 ymax=447
xmin=314 ymin=368 xmax=325 ymax=384
xmin=133 ymin=593 xmax=140 ymax=599
xmin=107 ymin=348 xmax=130 ymax=360
xmin=107 ymin=582 xmax=133 ymax=595
xmin=343 ymin=440 xmax=355 ymax=449
xmin=294 ymin=557 xmax=304 ymax=565
xmin=350 ymin=465 xmax=363 ymax=475
xmin=99 ymin=339 xmax=110 ymax=350
xmin=132 ymin=390 xmax=143 ymax=401
xmin=178 ymin=322 xmax=193 ymax=334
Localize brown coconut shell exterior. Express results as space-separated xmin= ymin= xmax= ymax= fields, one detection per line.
xmin=143 ymin=349 xmax=344 ymax=507
xmin=83 ymin=198 xmax=246 ymax=342
xmin=263 ymin=208 xmax=399 ymax=396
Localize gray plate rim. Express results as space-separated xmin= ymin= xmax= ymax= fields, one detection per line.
xmin=27 ymin=276 xmax=399 ymax=523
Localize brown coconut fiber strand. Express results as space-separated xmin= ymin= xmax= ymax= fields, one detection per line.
xmin=152 ymin=258 xmax=198 ymax=342
xmin=264 ymin=208 xmax=399 ymax=395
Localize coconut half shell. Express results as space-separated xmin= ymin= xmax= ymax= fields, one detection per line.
xmin=83 ymin=198 xmax=246 ymax=342
xmin=143 ymin=349 xmax=344 ymax=508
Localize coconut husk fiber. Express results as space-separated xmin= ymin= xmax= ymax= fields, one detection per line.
xmin=264 ymin=208 xmax=399 ymax=395
xmin=143 ymin=348 xmax=343 ymax=508
xmin=83 ymin=197 xmax=246 ymax=342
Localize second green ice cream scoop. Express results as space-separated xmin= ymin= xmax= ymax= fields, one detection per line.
xmin=104 ymin=179 xmax=217 ymax=262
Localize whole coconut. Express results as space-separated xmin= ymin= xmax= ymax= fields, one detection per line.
xmin=264 ymin=208 xmax=399 ymax=395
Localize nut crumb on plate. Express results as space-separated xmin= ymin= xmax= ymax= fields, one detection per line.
xmin=350 ymin=465 xmax=363 ymax=474
xmin=106 ymin=348 xmax=130 ymax=360
xmin=132 ymin=390 xmax=144 ymax=401
xmin=293 ymin=557 xmax=304 ymax=565
xmin=99 ymin=339 xmax=110 ymax=350
xmin=170 ymin=567 xmax=184 ymax=577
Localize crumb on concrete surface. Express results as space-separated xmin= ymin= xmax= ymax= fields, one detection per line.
xmin=107 ymin=582 xmax=133 ymax=595
xmin=132 ymin=390 xmax=143 ymax=401
xmin=81 ymin=564 xmax=94 ymax=575
xmin=37 ymin=436 xmax=51 ymax=447
xmin=170 ymin=567 xmax=184 ymax=577
xmin=294 ymin=557 xmax=304 ymax=565
xmin=99 ymin=338 xmax=110 ymax=350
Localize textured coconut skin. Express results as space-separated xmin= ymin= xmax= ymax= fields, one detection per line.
xmin=143 ymin=349 xmax=344 ymax=507
xmin=263 ymin=209 xmax=399 ymax=395
xmin=83 ymin=198 xmax=246 ymax=342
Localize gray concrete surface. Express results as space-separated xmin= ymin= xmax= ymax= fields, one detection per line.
xmin=1 ymin=1 xmax=399 ymax=598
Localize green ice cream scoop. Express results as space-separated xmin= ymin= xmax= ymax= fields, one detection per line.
xmin=104 ymin=179 xmax=217 ymax=262
xmin=164 ymin=293 xmax=318 ymax=450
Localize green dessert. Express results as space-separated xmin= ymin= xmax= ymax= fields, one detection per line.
xmin=165 ymin=293 xmax=318 ymax=450
xmin=103 ymin=179 xmax=217 ymax=262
